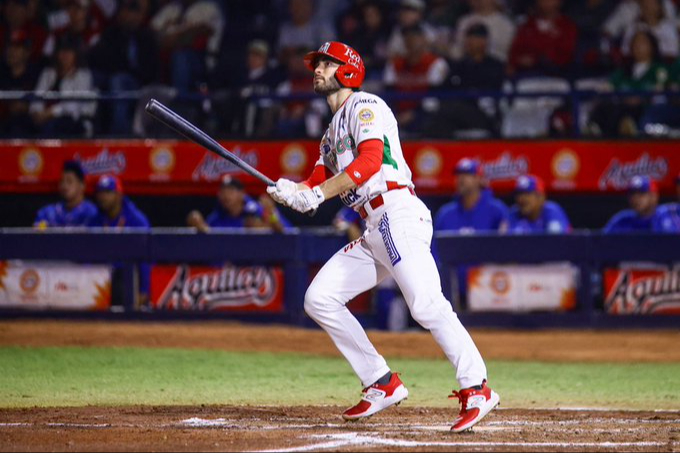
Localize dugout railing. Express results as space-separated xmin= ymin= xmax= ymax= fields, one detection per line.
xmin=1 ymin=228 xmax=679 ymax=329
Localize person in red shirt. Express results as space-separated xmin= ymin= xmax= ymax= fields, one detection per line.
xmin=383 ymin=24 xmax=448 ymax=134
xmin=507 ymin=0 xmax=578 ymax=76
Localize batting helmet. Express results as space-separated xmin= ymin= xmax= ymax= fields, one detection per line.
xmin=304 ymin=41 xmax=365 ymax=89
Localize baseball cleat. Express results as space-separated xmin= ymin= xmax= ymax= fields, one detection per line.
xmin=449 ymin=380 xmax=500 ymax=433
xmin=342 ymin=373 xmax=409 ymax=421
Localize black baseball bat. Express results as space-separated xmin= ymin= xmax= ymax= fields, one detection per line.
xmin=145 ymin=98 xmax=317 ymax=216
xmin=145 ymin=98 xmax=275 ymax=186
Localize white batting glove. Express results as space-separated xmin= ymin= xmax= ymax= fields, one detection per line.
xmin=290 ymin=186 xmax=325 ymax=213
xmin=266 ymin=178 xmax=297 ymax=206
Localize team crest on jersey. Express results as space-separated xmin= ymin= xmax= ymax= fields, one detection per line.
xmin=358 ymin=108 xmax=375 ymax=123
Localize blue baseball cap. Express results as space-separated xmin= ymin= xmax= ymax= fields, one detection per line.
xmin=628 ymin=175 xmax=657 ymax=193
xmin=515 ymin=174 xmax=545 ymax=194
xmin=96 ymin=174 xmax=123 ymax=193
xmin=454 ymin=158 xmax=482 ymax=176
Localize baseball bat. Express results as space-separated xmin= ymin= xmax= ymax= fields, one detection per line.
xmin=145 ymin=99 xmax=316 ymax=216
xmin=145 ymin=98 xmax=275 ymax=186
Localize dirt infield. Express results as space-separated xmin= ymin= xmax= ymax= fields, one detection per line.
xmin=2 ymin=320 xmax=680 ymax=362
xmin=1 ymin=405 xmax=679 ymax=452
xmin=1 ymin=321 xmax=679 ymax=452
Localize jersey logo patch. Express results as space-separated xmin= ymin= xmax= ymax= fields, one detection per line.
xmin=378 ymin=213 xmax=401 ymax=266
xmin=358 ymin=108 xmax=375 ymax=123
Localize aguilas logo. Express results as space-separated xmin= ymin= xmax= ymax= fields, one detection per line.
xmin=157 ymin=265 xmax=277 ymax=310
xmin=605 ymin=268 xmax=680 ymax=314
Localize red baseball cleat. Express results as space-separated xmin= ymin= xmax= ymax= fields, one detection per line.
xmin=449 ymin=380 xmax=500 ymax=433
xmin=342 ymin=373 xmax=409 ymax=421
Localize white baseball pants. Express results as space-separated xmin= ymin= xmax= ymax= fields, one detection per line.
xmin=305 ymin=189 xmax=487 ymax=389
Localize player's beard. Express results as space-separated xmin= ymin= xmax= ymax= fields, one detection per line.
xmin=314 ymin=76 xmax=341 ymax=96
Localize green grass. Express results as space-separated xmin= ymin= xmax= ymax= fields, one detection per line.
xmin=1 ymin=346 xmax=679 ymax=410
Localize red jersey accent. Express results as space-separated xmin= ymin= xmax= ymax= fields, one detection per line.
xmin=345 ymin=139 xmax=384 ymax=186
xmin=302 ymin=164 xmax=334 ymax=188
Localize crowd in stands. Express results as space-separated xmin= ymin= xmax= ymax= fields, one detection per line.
xmin=2 ymin=0 xmax=680 ymax=139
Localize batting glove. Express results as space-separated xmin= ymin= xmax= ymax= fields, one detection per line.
xmin=290 ymin=186 xmax=325 ymax=213
xmin=266 ymin=178 xmax=297 ymax=206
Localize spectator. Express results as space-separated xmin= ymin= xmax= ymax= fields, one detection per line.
xmin=30 ymin=34 xmax=97 ymax=137
xmin=603 ymin=175 xmax=680 ymax=233
xmin=620 ymin=0 xmax=679 ymax=60
xmin=151 ymin=0 xmax=225 ymax=92
xmin=340 ymin=1 xmax=390 ymax=81
xmin=89 ymin=0 xmax=159 ymax=135
xmin=277 ymin=0 xmax=335 ymax=65
xmin=186 ymin=175 xmax=290 ymax=233
xmin=452 ymin=0 xmax=517 ymax=62
xmin=383 ymin=24 xmax=449 ymax=135
xmin=224 ymin=40 xmax=283 ymax=138
xmin=34 ymin=160 xmax=98 ymax=228
xmin=385 ymin=0 xmax=438 ymax=58
xmin=425 ymin=23 xmax=504 ymax=137
xmin=0 ymin=0 xmax=48 ymax=65
xmin=0 ymin=30 xmax=40 ymax=137
xmin=89 ymin=174 xmax=151 ymax=306
xmin=43 ymin=0 xmax=101 ymax=58
xmin=602 ymin=0 xmax=676 ymax=42
xmin=434 ymin=158 xmax=509 ymax=235
xmin=567 ymin=0 xmax=617 ymax=74
xmin=46 ymin=0 xmax=118 ymax=35
xmin=588 ymin=30 xmax=669 ymax=137
xmin=507 ymin=174 xmax=571 ymax=234
xmin=275 ymin=45 xmax=328 ymax=138
xmin=507 ymin=0 xmax=578 ymax=76
xmin=665 ymin=173 xmax=680 ymax=230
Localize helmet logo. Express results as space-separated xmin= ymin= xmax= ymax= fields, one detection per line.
xmin=344 ymin=47 xmax=361 ymax=68
xmin=319 ymin=42 xmax=331 ymax=53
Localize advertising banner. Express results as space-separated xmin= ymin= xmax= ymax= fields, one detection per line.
xmin=150 ymin=264 xmax=285 ymax=312
xmin=1 ymin=140 xmax=678 ymax=195
xmin=467 ymin=263 xmax=578 ymax=312
xmin=604 ymin=266 xmax=680 ymax=315
xmin=0 ymin=261 xmax=111 ymax=310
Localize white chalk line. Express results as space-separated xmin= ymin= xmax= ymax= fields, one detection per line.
xmin=253 ymin=433 xmax=676 ymax=452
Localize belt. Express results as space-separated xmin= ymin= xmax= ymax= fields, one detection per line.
xmin=358 ymin=182 xmax=415 ymax=219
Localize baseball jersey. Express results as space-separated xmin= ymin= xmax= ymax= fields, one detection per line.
xmin=206 ymin=195 xmax=263 ymax=228
xmin=315 ymin=91 xmax=413 ymax=210
xmin=603 ymin=205 xmax=680 ymax=234
xmin=34 ymin=200 xmax=98 ymax=228
xmin=88 ymin=197 xmax=150 ymax=228
xmin=434 ymin=189 xmax=509 ymax=234
xmin=507 ymin=201 xmax=571 ymax=234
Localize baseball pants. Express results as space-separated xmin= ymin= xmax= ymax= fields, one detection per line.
xmin=305 ymin=188 xmax=487 ymax=389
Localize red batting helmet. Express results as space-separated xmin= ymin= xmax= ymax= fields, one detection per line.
xmin=304 ymin=41 xmax=365 ymax=89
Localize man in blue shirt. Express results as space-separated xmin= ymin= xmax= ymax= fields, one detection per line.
xmin=89 ymin=174 xmax=151 ymax=306
xmin=187 ymin=175 xmax=290 ymax=233
xmin=603 ymin=175 xmax=680 ymax=234
xmin=434 ymin=158 xmax=508 ymax=235
xmin=34 ymin=160 xmax=97 ymax=228
xmin=508 ymin=175 xmax=571 ymax=234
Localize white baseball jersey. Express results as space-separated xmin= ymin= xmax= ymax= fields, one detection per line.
xmin=315 ymin=91 xmax=414 ymax=210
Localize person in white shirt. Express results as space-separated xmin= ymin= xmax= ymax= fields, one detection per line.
xmin=30 ymin=35 xmax=96 ymax=137
xmin=452 ymin=0 xmax=516 ymax=61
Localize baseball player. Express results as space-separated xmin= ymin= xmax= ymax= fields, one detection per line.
xmin=603 ymin=175 xmax=680 ymax=234
xmin=266 ymin=41 xmax=499 ymax=432
xmin=507 ymin=175 xmax=571 ymax=234
xmin=34 ymin=160 xmax=97 ymax=228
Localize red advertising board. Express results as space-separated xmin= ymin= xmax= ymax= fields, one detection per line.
xmin=1 ymin=139 xmax=678 ymax=195
xmin=151 ymin=264 xmax=285 ymax=313
xmin=603 ymin=267 xmax=680 ymax=315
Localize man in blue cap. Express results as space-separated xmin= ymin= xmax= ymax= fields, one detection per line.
xmin=88 ymin=174 xmax=151 ymax=305
xmin=434 ymin=158 xmax=508 ymax=235
xmin=603 ymin=175 xmax=680 ymax=233
xmin=507 ymin=174 xmax=571 ymax=234
xmin=34 ymin=160 xmax=97 ymax=228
